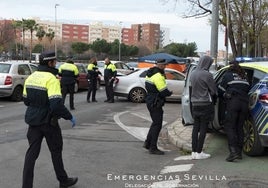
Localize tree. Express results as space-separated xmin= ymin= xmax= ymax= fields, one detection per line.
xmin=165 ymin=0 xmax=268 ymax=57
xmin=71 ymin=42 xmax=89 ymax=54
xmin=36 ymin=26 xmax=46 ymax=52
xmin=90 ymin=39 xmax=111 ymax=55
xmin=45 ymin=28 xmax=55 ymax=50
xmin=24 ymin=19 xmax=38 ymax=62
xmin=163 ymin=42 xmax=198 ymax=57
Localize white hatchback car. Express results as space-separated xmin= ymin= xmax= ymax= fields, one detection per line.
xmin=0 ymin=61 xmax=38 ymax=101
xmin=97 ymin=61 xmax=134 ymax=84
xmin=114 ymin=68 xmax=185 ymax=103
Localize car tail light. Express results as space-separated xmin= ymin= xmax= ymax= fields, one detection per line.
xmin=259 ymin=93 xmax=268 ymax=103
xmin=4 ymin=76 xmax=12 ymax=85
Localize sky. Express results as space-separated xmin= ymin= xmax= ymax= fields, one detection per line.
xmin=0 ymin=0 xmax=225 ymax=52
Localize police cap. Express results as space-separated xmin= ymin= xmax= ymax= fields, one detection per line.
xmin=39 ymin=51 xmax=56 ymax=65
xmin=156 ymin=59 xmax=168 ymax=65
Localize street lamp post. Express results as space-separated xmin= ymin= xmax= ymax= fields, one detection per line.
xmin=55 ymin=4 xmax=59 ymax=58
xmin=119 ymin=21 xmax=122 ymax=61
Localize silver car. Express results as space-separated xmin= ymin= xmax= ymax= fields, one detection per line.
xmin=0 ymin=61 xmax=38 ymax=101
xmin=97 ymin=61 xmax=134 ymax=84
xmin=114 ymin=68 xmax=185 ymax=103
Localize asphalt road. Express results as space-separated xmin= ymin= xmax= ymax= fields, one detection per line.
xmin=1 ymin=88 xmax=268 ymax=188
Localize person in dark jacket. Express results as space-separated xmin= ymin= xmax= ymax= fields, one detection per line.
xmin=87 ymin=57 xmax=102 ymax=102
xmin=58 ymin=60 xmax=79 ymax=110
xmin=190 ymin=55 xmax=217 ymax=160
xmin=22 ymin=51 xmax=78 ymax=188
xmin=218 ymin=60 xmax=250 ymax=162
xmin=104 ymin=57 xmax=117 ymax=103
xmin=143 ymin=59 xmax=172 ymax=155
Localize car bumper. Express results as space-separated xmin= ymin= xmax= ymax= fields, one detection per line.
xmin=259 ymin=134 xmax=268 ymax=147
xmin=0 ymin=87 xmax=13 ymax=97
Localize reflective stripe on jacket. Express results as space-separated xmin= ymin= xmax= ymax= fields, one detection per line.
xmin=23 ymin=70 xmax=72 ymax=126
xmin=58 ymin=63 xmax=79 ymax=84
xmin=104 ymin=63 xmax=117 ymax=80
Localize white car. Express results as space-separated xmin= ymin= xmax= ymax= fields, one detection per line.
xmin=0 ymin=61 xmax=38 ymax=101
xmin=97 ymin=61 xmax=134 ymax=84
xmin=114 ymin=68 xmax=185 ymax=103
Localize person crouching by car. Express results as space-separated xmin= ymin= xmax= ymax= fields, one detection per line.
xmin=190 ymin=55 xmax=217 ymax=160
xmin=218 ymin=60 xmax=250 ymax=162
xmin=143 ymin=59 xmax=172 ymax=155
xmin=87 ymin=57 xmax=102 ymax=103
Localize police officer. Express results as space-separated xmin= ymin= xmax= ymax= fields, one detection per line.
xmin=58 ymin=59 xmax=79 ymax=110
xmin=218 ymin=60 xmax=250 ymax=162
xmin=22 ymin=51 xmax=78 ymax=188
xmin=143 ymin=59 xmax=172 ymax=155
xmin=104 ymin=57 xmax=117 ymax=103
xmin=87 ymin=57 xmax=102 ymax=102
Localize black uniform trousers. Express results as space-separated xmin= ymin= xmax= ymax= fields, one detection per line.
xmin=62 ymin=83 xmax=75 ymax=109
xmin=87 ymin=79 xmax=97 ymax=101
xmin=22 ymin=124 xmax=68 ymax=188
xmin=192 ymin=104 xmax=214 ymax=153
xmin=224 ymin=95 xmax=248 ymax=153
xmin=145 ymin=103 xmax=163 ymax=150
xmin=104 ymin=79 xmax=114 ymax=102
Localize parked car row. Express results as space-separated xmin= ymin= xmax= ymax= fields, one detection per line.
xmin=0 ymin=61 xmax=38 ymax=101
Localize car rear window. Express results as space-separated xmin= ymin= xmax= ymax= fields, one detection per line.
xmin=0 ymin=64 xmax=11 ymax=73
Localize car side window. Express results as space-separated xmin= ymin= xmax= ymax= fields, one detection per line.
xmin=18 ymin=64 xmax=31 ymax=75
xmin=165 ymin=71 xmax=185 ymax=81
xmin=140 ymin=70 xmax=148 ymax=78
xmin=252 ymin=70 xmax=266 ymax=86
xmin=0 ymin=64 xmax=10 ymax=73
xmin=30 ymin=65 xmax=38 ymax=73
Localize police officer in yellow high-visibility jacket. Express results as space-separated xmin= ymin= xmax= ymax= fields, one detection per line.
xmin=104 ymin=57 xmax=117 ymax=103
xmin=143 ymin=59 xmax=172 ymax=155
xmin=87 ymin=57 xmax=102 ymax=102
xmin=22 ymin=51 xmax=78 ymax=188
xmin=58 ymin=60 xmax=79 ymax=110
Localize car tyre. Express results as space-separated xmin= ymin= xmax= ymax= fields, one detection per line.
xmin=129 ymin=87 xmax=146 ymax=103
xmin=10 ymin=85 xmax=23 ymax=102
xmin=243 ymin=115 xmax=264 ymax=156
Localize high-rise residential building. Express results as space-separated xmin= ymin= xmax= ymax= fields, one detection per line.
xmin=89 ymin=22 xmax=121 ymax=43
xmin=122 ymin=23 xmax=161 ymax=51
xmin=62 ymin=23 xmax=89 ymax=43
xmin=140 ymin=23 xmax=160 ymax=51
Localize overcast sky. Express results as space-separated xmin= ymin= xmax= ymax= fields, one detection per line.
xmin=0 ymin=0 xmax=225 ymax=52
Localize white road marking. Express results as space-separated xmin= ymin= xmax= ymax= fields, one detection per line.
xmin=0 ymin=105 xmax=4 ymax=108
xmin=160 ymin=164 xmax=194 ymax=174
xmin=114 ymin=111 xmax=149 ymax=141
xmin=114 ymin=111 xmax=171 ymax=152
xmin=174 ymin=155 xmax=193 ymax=161
xmin=130 ymin=112 xmax=167 ymax=125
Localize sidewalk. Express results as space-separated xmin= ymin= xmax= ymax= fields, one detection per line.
xmin=166 ymin=117 xmax=211 ymax=152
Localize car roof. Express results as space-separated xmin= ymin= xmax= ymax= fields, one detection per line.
xmin=0 ymin=61 xmax=35 ymax=65
xmin=230 ymin=61 xmax=268 ymax=73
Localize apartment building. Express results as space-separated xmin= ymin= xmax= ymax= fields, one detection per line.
xmin=5 ymin=18 xmax=162 ymax=52
xmin=62 ymin=23 xmax=89 ymax=43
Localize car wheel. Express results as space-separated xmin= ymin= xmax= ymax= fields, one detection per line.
xmin=129 ymin=87 xmax=146 ymax=103
xmin=74 ymin=82 xmax=79 ymax=93
xmin=10 ymin=85 xmax=23 ymax=102
xmin=243 ymin=116 xmax=264 ymax=156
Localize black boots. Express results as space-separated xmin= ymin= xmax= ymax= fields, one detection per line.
xmin=226 ymin=147 xmax=240 ymax=162
xmin=60 ymin=177 xmax=78 ymax=188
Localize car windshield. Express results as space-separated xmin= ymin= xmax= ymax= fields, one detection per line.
xmin=0 ymin=64 xmax=11 ymax=73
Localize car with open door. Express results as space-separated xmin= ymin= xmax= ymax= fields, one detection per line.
xmin=181 ymin=61 xmax=268 ymax=156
